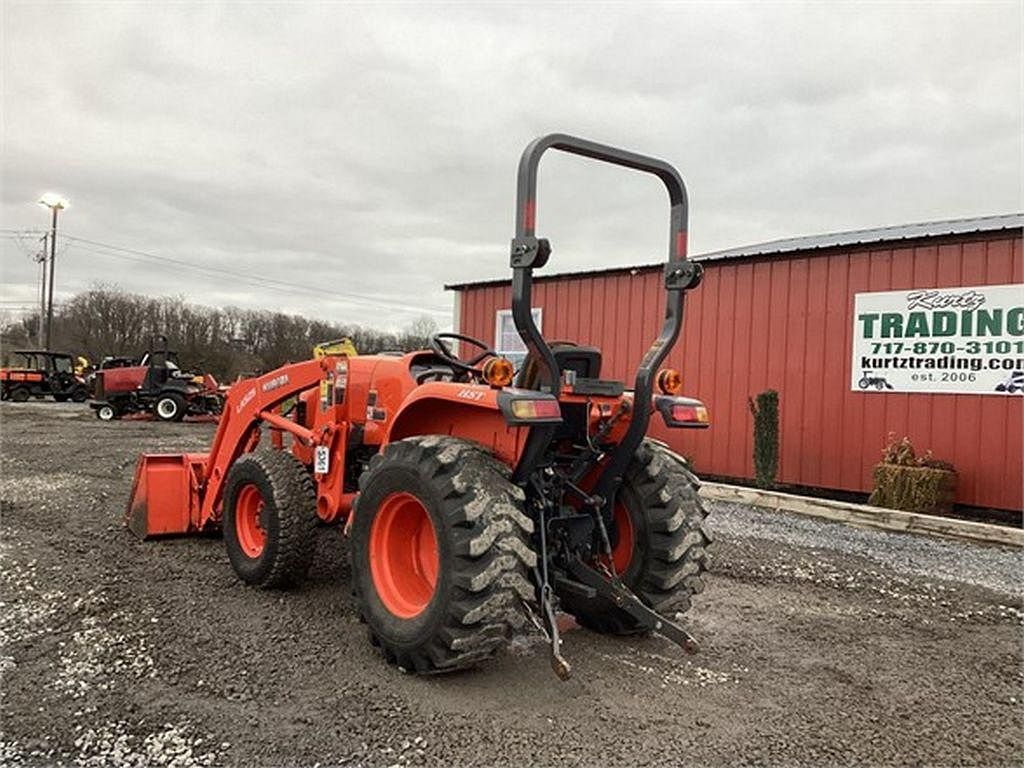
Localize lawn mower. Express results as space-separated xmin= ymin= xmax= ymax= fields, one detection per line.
xmin=91 ymin=341 xmax=224 ymax=422
xmin=126 ymin=134 xmax=710 ymax=677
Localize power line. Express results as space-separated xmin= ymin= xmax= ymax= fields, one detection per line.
xmin=60 ymin=234 xmax=451 ymax=318
xmin=4 ymin=231 xmax=46 ymax=259
xmin=67 ymin=239 xmax=450 ymax=318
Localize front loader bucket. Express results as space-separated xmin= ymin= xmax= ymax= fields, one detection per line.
xmin=125 ymin=453 xmax=207 ymax=539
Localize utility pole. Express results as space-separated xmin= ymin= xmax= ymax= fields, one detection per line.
xmin=35 ymin=236 xmax=47 ymax=347
xmin=37 ymin=193 xmax=68 ymax=350
xmin=45 ymin=206 xmax=58 ymax=350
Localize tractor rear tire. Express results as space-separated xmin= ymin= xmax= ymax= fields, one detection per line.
xmin=561 ymin=439 xmax=711 ymax=635
xmin=71 ymin=387 xmax=88 ymax=403
xmin=222 ymin=451 xmax=318 ymax=589
xmin=351 ymin=436 xmax=536 ymax=674
xmin=154 ymin=393 xmax=186 ymax=422
xmin=9 ymin=387 xmax=30 ymax=403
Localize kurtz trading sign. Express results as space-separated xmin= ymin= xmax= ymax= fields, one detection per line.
xmin=852 ymin=283 xmax=1024 ymax=395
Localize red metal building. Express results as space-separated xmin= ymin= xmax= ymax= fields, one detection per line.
xmin=449 ymin=214 xmax=1024 ymax=512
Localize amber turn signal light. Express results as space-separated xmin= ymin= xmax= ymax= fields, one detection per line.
xmin=483 ymin=357 xmax=514 ymax=388
xmin=657 ymin=368 xmax=683 ymax=395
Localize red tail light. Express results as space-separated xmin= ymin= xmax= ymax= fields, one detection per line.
xmin=510 ymin=399 xmax=561 ymax=420
xmin=499 ymin=393 xmax=563 ymax=424
xmin=671 ymin=404 xmax=708 ymax=423
xmin=655 ymin=395 xmax=710 ymax=428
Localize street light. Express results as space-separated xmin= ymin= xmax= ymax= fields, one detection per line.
xmin=37 ymin=193 xmax=68 ymax=350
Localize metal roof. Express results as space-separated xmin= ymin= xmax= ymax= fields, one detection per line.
xmin=698 ymin=212 xmax=1023 ymax=262
xmin=446 ymin=212 xmax=1023 ymax=291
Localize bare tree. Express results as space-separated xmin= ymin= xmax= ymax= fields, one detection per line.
xmin=399 ymin=315 xmax=438 ymax=351
xmin=0 ymin=286 xmax=440 ymax=378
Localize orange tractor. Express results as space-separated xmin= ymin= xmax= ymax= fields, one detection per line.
xmin=127 ymin=134 xmax=710 ymax=677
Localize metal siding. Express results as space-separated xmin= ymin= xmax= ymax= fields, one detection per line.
xmin=784 ymin=258 xmax=810 ymax=485
xmin=614 ymin=277 xmax=632 ymax=381
xmin=730 ymin=263 xmax=755 ymax=479
xmin=998 ymin=239 xmax=1022 ymax=501
xmin=711 ymin=264 xmax=734 ymax=475
xmin=840 ymin=252 xmax=869 ymax=489
xmin=456 ymin=232 xmax=1024 ymax=510
xmin=802 ymin=256 xmax=830 ymax=486
xmin=822 ymin=254 xmax=850 ymax=486
xmin=983 ymin=238 xmax=1016 ymax=505
xmin=748 ymin=260 xmax=774 ymax=477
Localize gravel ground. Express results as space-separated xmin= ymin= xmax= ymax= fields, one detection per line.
xmin=706 ymin=502 xmax=1023 ymax=599
xmin=1 ymin=401 xmax=1021 ymax=767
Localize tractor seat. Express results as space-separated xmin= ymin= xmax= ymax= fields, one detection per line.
xmin=409 ymin=352 xmax=458 ymax=385
xmin=515 ymin=342 xmax=602 ymax=390
xmin=410 ymin=364 xmax=457 ymax=385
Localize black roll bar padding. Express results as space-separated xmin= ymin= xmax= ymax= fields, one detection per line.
xmin=509 ymin=134 xmax=700 ymax=503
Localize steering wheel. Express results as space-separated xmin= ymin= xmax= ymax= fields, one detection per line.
xmin=429 ymin=332 xmax=497 ymax=373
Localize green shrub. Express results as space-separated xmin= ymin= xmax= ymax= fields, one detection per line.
xmin=747 ymin=390 xmax=779 ymax=489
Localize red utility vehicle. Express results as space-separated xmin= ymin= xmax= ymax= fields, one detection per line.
xmin=127 ymin=135 xmax=710 ymax=677
xmin=0 ymin=350 xmax=89 ymax=403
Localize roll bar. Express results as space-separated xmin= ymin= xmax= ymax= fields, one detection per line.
xmin=513 ymin=133 xmax=689 ymax=244
xmin=508 ymin=133 xmax=703 ymax=507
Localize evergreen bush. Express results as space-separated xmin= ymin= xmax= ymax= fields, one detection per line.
xmin=747 ymin=390 xmax=779 ymax=489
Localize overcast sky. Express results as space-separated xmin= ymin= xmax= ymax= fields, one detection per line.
xmin=2 ymin=1 xmax=1020 ymax=332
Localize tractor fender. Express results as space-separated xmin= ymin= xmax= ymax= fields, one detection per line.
xmin=385 ymin=383 xmax=526 ymax=467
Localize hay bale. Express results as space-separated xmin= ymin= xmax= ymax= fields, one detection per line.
xmin=868 ymin=464 xmax=957 ymax=516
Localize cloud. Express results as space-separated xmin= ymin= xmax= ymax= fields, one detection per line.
xmin=1 ymin=1 xmax=1019 ymax=332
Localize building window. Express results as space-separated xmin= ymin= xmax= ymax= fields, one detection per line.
xmin=494 ymin=308 xmax=542 ymax=369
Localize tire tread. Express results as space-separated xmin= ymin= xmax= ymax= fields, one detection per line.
xmin=568 ymin=438 xmax=710 ymax=634
xmin=352 ymin=436 xmax=534 ymax=673
xmin=224 ymin=450 xmax=317 ymax=589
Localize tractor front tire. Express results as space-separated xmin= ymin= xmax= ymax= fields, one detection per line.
xmin=154 ymin=393 xmax=186 ymax=422
xmin=561 ymin=439 xmax=711 ymax=635
xmin=222 ymin=451 xmax=318 ymax=589
xmin=96 ymin=403 xmax=118 ymax=421
xmin=351 ymin=436 xmax=535 ymax=674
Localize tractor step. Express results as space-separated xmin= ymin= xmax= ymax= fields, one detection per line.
xmin=125 ymin=453 xmax=207 ymax=539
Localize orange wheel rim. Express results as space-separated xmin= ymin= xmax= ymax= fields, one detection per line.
xmin=604 ymin=501 xmax=634 ymax=574
xmin=369 ymin=492 xmax=439 ymax=619
xmin=235 ymin=484 xmax=266 ymax=558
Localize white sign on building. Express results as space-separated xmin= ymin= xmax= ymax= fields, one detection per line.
xmin=852 ymin=284 xmax=1024 ymax=395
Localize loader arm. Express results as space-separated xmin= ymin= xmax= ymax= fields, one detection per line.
xmin=127 ymin=356 xmax=344 ymax=538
